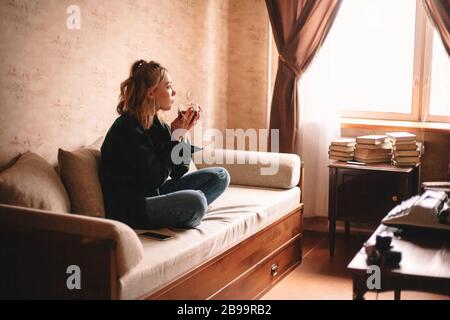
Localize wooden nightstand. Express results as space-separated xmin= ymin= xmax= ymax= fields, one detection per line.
xmin=328 ymin=161 xmax=420 ymax=256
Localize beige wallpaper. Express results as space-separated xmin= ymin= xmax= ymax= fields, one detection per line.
xmin=1 ymin=0 xmax=273 ymax=165
xmin=227 ymin=0 xmax=269 ymax=133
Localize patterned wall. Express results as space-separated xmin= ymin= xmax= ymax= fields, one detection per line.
xmin=227 ymin=0 xmax=269 ymax=132
xmin=1 ymin=0 xmax=272 ymax=164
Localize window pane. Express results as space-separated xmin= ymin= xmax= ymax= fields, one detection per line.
xmin=428 ymin=30 xmax=450 ymax=117
xmin=329 ymin=0 xmax=416 ymax=114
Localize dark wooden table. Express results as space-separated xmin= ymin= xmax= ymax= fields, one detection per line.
xmin=347 ymin=224 xmax=450 ymax=300
xmin=328 ymin=161 xmax=420 ymax=256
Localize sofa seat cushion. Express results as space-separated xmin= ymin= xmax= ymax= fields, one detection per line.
xmin=0 ymin=152 xmax=70 ymax=213
xmin=119 ymin=185 xmax=300 ymax=299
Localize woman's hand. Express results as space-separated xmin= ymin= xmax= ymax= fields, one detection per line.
xmin=171 ymin=105 xmax=202 ymax=134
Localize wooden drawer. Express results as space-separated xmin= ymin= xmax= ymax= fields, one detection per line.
xmin=148 ymin=206 xmax=302 ymax=300
xmin=210 ymin=237 xmax=302 ymax=300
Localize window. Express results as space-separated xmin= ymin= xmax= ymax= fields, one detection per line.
xmin=328 ymin=0 xmax=449 ymax=123
xmin=427 ymin=29 xmax=450 ymax=122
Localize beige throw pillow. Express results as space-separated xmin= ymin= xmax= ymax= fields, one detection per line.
xmin=0 ymin=151 xmax=70 ymax=212
xmin=58 ymin=148 xmax=106 ymax=218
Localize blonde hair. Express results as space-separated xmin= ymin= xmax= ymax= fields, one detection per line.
xmin=117 ymin=60 xmax=167 ymax=129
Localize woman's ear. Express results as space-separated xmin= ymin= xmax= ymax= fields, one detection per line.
xmin=147 ymin=87 xmax=155 ymax=100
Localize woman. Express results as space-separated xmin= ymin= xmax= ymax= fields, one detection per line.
xmin=100 ymin=60 xmax=230 ymax=229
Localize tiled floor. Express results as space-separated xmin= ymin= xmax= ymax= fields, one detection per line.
xmin=261 ymin=231 xmax=449 ymax=300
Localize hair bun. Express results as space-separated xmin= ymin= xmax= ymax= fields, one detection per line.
xmin=132 ymin=59 xmax=147 ymax=75
xmin=137 ymin=60 xmax=145 ymax=68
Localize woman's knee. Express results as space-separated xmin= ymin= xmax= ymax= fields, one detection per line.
xmin=210 ymin=167 xmax=230 ymax=188
xmin=177 ymin=190 xmax=207 ymax=228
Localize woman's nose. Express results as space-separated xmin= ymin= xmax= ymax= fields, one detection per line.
xmin=172 ymin=89 xmax=176 ymax=97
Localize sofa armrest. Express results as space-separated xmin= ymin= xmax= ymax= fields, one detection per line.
xmin=0 ymin=204 xmax=143 ymax=277
xmin=194 ymin=149 xmax=301 ymax=189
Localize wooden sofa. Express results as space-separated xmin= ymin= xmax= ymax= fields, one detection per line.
xmin=0 ymin=147 xmax=303 ymax=299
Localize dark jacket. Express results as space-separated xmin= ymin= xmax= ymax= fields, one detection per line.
xmin=100 ymin=113 xmax=191 ymax=228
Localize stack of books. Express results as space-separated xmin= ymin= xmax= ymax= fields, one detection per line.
xmin=386 ymin=132 xmax=421 ymax=167
xmin=328 ymin=138 xmax=356 ymax=161
xmin=354 ymin=135 xmax=392 ymax=164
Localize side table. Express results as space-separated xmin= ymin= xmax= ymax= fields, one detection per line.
xmin=328 ymin=161 xmax=420 ymax=256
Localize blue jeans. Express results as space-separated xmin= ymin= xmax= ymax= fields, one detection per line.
xmin=143 ymin=167 xmax=230 ymax=229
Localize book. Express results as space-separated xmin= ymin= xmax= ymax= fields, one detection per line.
xmin=354 ymin=153 xmax=392 ymax=160
xmin=391 ymin=140 xmax=417 ymax=146
xmin=393 ymin=149 xmax=420 ymax=157
xmin=355 ymin=141 xmax=392 ymax=150
xmin=329 ymin=145 xmax=355 ymax=152
xmin=354 ymin=157 xmax=391 ymax=164
xmin=356 ymin=135 xmax=387 ymax=145
xmin=394 ymin=143 xmax=418 ymax=151
xmin=354 ymin=148 xmax=392 ymax=156
xmin=354 ymin=153 xmax=391 ymax=161
xmin=395 ymin=156 xmax=420 ymax=163
xmin=330 ymin=156 xmax=354 ymax=161
xmin=329 ymin=150 xmax=355 ymax=157
xmin=330 ymin=138 xmax=356 ymax=147
xmin=386 ymin=132 xmax=416 ymax=142
xmin=392 ymin=160 xmax=420 ymax=167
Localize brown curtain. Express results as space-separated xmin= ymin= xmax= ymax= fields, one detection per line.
xmin=266 ymin=0 xmax=341 ymax=153
xmin=422 ymin=0 xmax=450 ymax=57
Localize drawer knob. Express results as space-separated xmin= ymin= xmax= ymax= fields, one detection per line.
xmin=392 ymin=195 xmax=398 ymax=202
xmin=271 ymin=263 xmax=278 ymax=277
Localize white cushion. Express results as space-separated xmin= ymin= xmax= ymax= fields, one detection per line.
xmin=195 ymin=149 xmax=301 ymax=189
